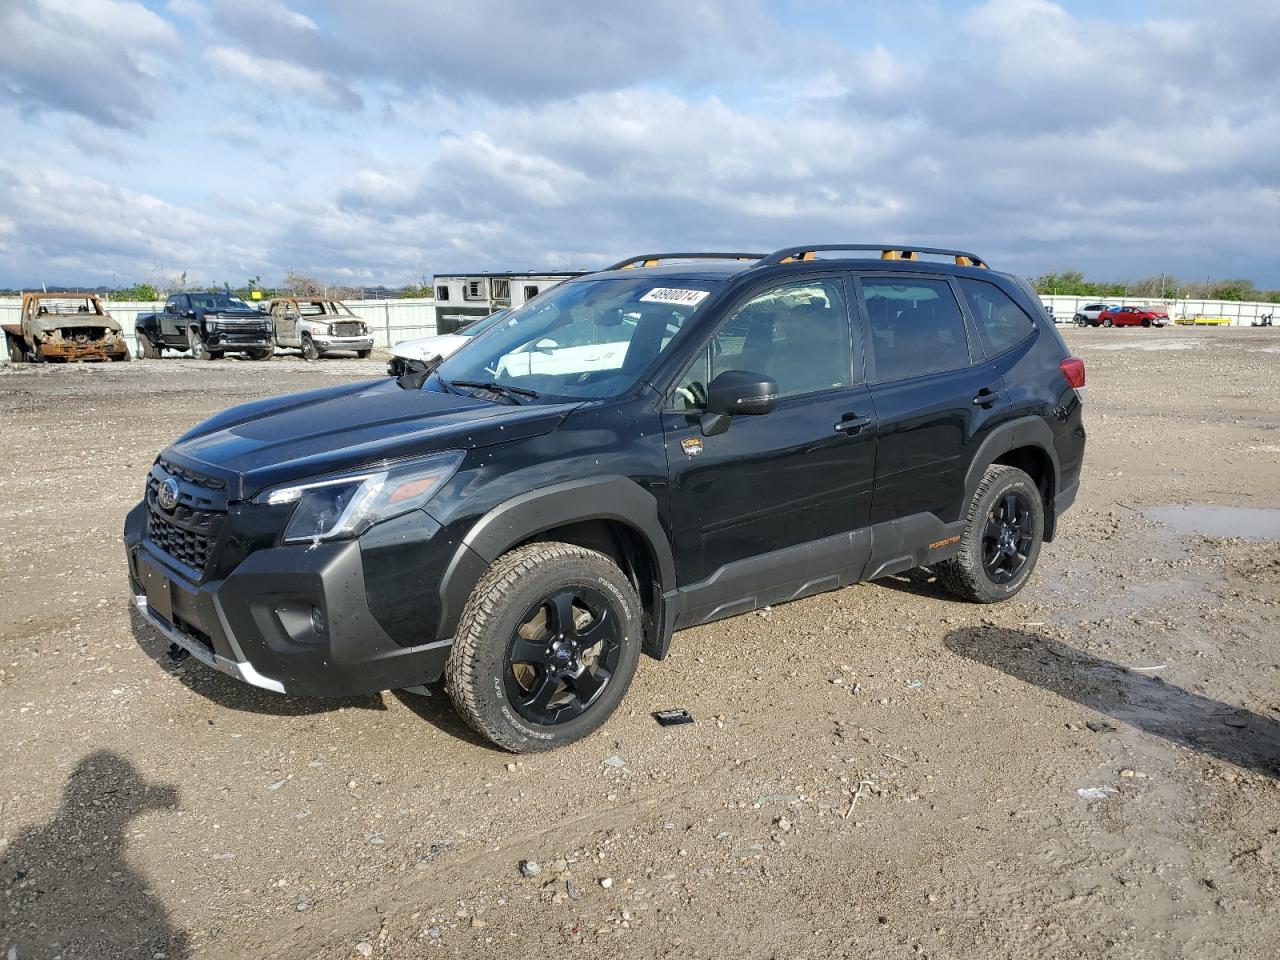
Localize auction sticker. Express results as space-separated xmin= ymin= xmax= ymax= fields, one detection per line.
xmin=640 ymin=288 xmax=710 ymax=306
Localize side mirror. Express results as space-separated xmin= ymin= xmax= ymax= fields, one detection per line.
xmin=184 ymin=309 xmax=197 ymax=319
xmin=700 ymin=369 xmax=777 ymax=436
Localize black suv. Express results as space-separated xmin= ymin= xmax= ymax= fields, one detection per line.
xmin=124 ymin=245 xmax=1086 ymax=751
xmin=135 ymin=292 xmax=274 ymax=360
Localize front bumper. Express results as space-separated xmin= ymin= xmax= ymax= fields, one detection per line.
xmin=124 ymin=502 xmax=452 ymax=697
xmin=206 ymin=330 xmax=273 ymax=352
xmin=312 ymin=335 xmax=374 ymax=353
xmin=36 ymin=338 xmax=129 ymax=361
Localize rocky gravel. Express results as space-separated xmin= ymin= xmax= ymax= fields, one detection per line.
xmin=1 ymin=328 xmax=1278 ymax=958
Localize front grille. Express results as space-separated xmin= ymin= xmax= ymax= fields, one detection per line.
xmin=331 ymin=321 xmax=365 ymax=337
xmin=145 ymin=465 xmax=228 ymax=576
xmin=147 ymin=507 xmax=217 ymax=573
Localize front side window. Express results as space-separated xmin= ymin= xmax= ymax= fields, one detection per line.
xmin=957 ymin=278 xmax=1036 ymax=356
xmin=862 ymin=278 xmax=969 ymax=382
xmin=435 ymin=277 xmax=719 ymax=400
xmin=673 ymin=278 xmax=852 ymax=409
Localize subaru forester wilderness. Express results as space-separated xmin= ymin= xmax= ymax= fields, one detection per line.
xmin=125 ymin=245 xmax=1086 ymax=751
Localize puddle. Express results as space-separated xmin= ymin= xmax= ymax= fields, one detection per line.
xmin=1146 ymin=504 xmax=1280 ymax=540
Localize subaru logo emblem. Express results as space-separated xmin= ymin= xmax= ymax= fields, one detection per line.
xmin=157 ymin=477 xmax=180 ymax=511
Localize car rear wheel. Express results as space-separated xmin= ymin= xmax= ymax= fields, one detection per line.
xmin=136 ymin=332 xmax=160 ymax=359
xmin=6 ymin=334 xmax=27 ymax=363
xmin=446 ymin=542 xmax=643 ymax=753
xmin=301 ymin=335 xmax=321 ymax=361
xmin=937 ymin=465 xmax=1044 ymax=604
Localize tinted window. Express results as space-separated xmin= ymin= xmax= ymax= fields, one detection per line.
xmin=957 ymin=278 xmax=1036 ymax=355
xmin=674 ymin=279 xmax=852 ymax=409
xmin=863 ymin=278 xmax=969 ymax=382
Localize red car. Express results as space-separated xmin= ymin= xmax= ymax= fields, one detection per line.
xmin=1094 ymin=305 xmax=1169 ymax=328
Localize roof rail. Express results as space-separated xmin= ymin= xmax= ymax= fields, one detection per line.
xmin=760 ymin=245 xmax=988 ymax=269
xmin=604 ymin=252 xmax=767 ymax=271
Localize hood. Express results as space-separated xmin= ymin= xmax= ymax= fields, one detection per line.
xmin=31 ymin=314 xmax=124 ymax=334
xmin=163 ymin=378 xmax=578 ymax=499
xmin=391 ymin=333 xmax=469 ymax=361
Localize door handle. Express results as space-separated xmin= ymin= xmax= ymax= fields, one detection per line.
xmin=834 ymin=414 xmax=872 ymax=435
xmin=972 ymin=386 xmax=1000 ymax=407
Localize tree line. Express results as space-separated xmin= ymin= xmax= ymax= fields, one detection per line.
xmin=1032 ymin=270 xmax=1279 ymax=303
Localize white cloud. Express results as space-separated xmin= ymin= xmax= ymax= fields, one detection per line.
xmin=0 ymin=0 xmax=179 ymax=128
xmin=203 ymin=45 xmax=359 ymax=109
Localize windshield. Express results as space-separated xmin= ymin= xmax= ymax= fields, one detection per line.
xmin=190 ymin=293 xmax=257 ymax=312
xmin=434 ymin=277 xmax=719 ymax=400
xmin=458 ymin=309 xmax=511 ymax=337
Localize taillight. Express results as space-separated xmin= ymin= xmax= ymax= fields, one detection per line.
xmin=1059 ymin=357 xmax=1085 ymax=389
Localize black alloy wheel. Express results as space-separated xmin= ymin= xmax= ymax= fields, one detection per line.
xmin=981 ymin=491 xmax=1035 ymax=585
xmin=504 ymin=585 xmax=622 ymax=725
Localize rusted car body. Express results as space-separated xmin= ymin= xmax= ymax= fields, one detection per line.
xmin=267 ymin=297 xmax=374 ymax=360
xmin=3 ymin=293 xmax=130 ymax=362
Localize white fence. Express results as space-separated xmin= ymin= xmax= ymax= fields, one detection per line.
xmin=0 ymin=297 xmax=439 ymax=353
xmin=1040 ymin=294 xmax=1275 ymax=326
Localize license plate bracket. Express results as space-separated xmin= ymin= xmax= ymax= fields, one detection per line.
xmin=137 ymin=553 xmax=174 ymax=625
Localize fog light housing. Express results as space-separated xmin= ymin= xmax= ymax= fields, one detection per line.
xmin=310 ymin=605 xmax=327 ymax=636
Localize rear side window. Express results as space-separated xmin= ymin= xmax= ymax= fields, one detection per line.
xmin=862 ymin=278 xmax=969 ymax=382
xmin=957 ymin=278 xmax=1036 ymax=356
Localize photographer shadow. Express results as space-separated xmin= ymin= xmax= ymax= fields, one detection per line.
xmin=0 ymin=751 xmax=188 ymax=958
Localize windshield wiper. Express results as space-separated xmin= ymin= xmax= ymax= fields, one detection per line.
xmin=450 ymin=380 xmax=540 ymax=404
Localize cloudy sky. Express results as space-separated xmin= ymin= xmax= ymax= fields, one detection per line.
xmin=1 ymin=0 xmax=1278 ymax=289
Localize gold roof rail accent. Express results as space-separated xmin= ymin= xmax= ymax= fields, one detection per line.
xmin=762 ymin=245 xmax=989 ymax=269
xmin=605 ymin=252 xmax=767 ymax=271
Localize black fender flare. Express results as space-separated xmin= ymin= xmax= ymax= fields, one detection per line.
xmin=435 ymin=476 xmax=677 ymax=654
xmin=964 ymin=416 xmax=1061 ymax=534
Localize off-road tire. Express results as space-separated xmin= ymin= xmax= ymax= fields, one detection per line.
xmin=247 ymin=347 xmax=274 ymax=361
xmin=301 ymin=335 xmax=321 ymax=361
xmin=190 ymin=333 xmax=215 ymax=360
xmin=445 ymin=542 xmax=643 ymax=753
xmin=937 ymin=465 xmax=1044 ymax=604
xmin=136 ymin=333 xmax=160 ymax=359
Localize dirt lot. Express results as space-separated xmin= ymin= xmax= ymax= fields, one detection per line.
xmin=2 ymin=328 xmax=1278 ymax=960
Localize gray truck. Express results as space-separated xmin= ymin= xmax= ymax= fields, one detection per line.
xmin=266 ymin=297 xmax=374 ymax=359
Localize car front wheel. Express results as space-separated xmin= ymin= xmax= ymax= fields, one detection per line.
xmin=301 ymin=335 xmax=321 ymax=361
xmin=446 ymin=542 xmax=643 ymax=752
xmin=1102 ymin=318 xmax=1113 ymax=327
xmin=937 ymin=465 xmax=1044 ymax=604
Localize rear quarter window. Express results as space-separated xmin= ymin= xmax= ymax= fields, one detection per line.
xmin=957 ymin=278 xmax=1036 ymax=356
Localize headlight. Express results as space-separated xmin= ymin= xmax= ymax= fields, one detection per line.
xmin=255 ymin=451 xmax=464 ymax=543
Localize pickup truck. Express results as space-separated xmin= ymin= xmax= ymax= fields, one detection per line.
xmin=266 ymin=297 xmax=374 ymax=360
xmin=4 ymin=293 xmax=130 ymax=362
xmin=135 ymin=292 xmax=274 ymax=360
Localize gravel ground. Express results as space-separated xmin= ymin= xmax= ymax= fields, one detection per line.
xmin=2 ymin=329 xmax=1278 ymax=959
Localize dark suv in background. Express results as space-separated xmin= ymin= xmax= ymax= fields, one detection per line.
xmin=125 ymin=244 xmax=1086 ymax=751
